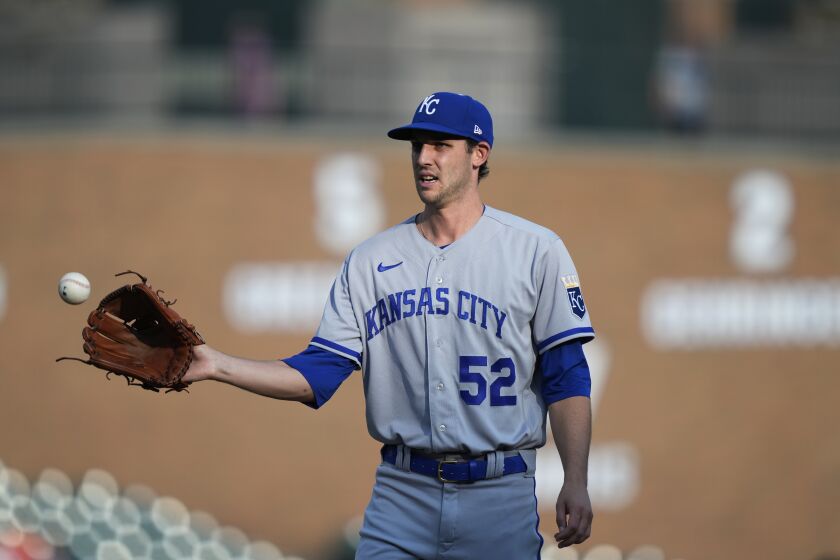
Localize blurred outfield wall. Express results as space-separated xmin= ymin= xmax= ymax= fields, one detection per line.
xmin=0 ymin=134 xmax=838 ymax=560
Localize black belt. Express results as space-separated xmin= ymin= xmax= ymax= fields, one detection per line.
xmin=381 ymin=445 xmax=528 ymax=483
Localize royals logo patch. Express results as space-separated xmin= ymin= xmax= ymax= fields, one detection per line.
xmin=562 ymin=275 xmax=587 ymax=319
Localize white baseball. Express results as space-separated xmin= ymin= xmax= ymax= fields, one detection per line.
xmin=58 ymin=272 xmax=91 ymax=305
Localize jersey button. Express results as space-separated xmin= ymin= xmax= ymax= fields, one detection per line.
xmin=435 ymin=276 xmax=443 ymax=284
xmin=438 ymin=424 xmax=446 ymax=432
xmin=436 ymin=338 xmax=443 ymax=348
xmin=436 ymin=382 xmax=444 ymax=391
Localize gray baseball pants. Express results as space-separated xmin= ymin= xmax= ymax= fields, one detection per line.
xmin=355 ymin=449 xmax=543 ymax=559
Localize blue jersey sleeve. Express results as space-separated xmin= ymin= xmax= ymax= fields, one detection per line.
xmin=282 ymin=345 xmax=360 ymax=409
xmin=538 ymin=339 xmax=591 ymax=405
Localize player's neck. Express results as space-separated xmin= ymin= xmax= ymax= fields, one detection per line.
xmin=418 ymin=193 xmax=484 ymax=247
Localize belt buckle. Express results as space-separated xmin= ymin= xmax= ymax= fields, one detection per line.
xmin=437 ymin=460 xmax=460 ymax=483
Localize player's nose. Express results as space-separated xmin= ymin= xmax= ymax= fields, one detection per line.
xmin=413 ymin=143 xmax=435 ymax=166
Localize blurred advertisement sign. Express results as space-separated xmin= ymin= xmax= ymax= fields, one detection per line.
xmin=224 ymin=262 xmax=338 ymax=333
xmin=642 ymin=278 xmax=840 ymax=349
xmin=642 ymin=169 xmax=840 ymax=349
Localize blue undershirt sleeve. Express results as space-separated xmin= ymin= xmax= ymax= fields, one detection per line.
xmin=282 ymin=345 xmax=360 ymax=409
xmin=538 ymin=339 xmax=592 ymax=406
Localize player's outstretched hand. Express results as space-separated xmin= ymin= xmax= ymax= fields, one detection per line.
xmin=554 ymin=482 xmax=593 ymax=548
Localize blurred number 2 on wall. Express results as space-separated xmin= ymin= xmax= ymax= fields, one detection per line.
xmin=730 ymin=170 xmax=794 ymax=274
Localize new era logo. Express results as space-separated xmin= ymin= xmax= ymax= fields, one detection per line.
xmin=474 ymin=124 xmax=483 ymax=135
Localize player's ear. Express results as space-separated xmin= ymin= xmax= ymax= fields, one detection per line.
xmin=471 ymin=141 xmax=490 ymax=168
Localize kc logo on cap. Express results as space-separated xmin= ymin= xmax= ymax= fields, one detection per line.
xmin=418 ymin=95 xmax=441 ymax=115
xmin=388 ymin=92 xmax=494 ymax=147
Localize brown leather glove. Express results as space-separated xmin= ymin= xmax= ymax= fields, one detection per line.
xmin=58 ymin=271 xmax=204 ymax=392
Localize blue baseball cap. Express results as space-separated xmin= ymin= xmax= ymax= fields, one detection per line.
xmin=388 ymin=92 xmax=494 ymax=147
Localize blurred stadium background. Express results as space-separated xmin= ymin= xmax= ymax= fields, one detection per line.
xmin=1 ymin=0 xmax=839 ymax=559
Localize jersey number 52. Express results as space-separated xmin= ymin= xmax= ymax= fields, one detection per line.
xmin=459 ymin=355 xmax=517 ymax=406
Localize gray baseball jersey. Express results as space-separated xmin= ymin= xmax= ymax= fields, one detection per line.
xmin=312 ymin=205 xmax=594 ymax=455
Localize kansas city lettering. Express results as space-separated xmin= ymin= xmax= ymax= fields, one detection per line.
xmin=365 ymin=288 xmax=507 ymax=341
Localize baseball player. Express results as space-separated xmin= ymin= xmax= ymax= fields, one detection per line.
xmin=184 ymin=92 xmax=595 ymax=558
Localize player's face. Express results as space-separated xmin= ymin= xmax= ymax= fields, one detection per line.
xmin=410 ymin=134 xmax=478 ymax=208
